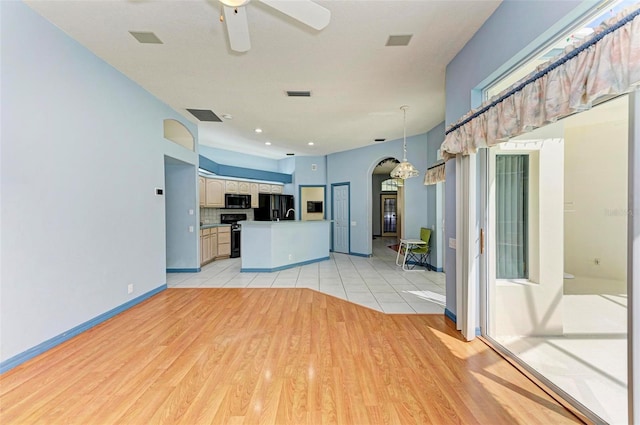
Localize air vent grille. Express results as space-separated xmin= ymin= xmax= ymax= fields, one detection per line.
xmin=129 ymin=31 xmax=163 ymax=44
xmin=286 ymin=91 xmax=311 ymax=97
xmin=374 ymin=138 xmax=386 ymax=143
xmin=386 ymin=35 xmax=412 ymax=47
xmin=186 ymin=109 xmax=222 ymax=122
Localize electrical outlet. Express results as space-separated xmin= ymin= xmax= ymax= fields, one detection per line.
xmin=127 ymin=284 xmax=134 ymax=294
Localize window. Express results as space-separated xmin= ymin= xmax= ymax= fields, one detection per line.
xmin=495 ymin=154 xmax=529 ymax=279
xmin=381 ymin=178 xmax=402 ymax=192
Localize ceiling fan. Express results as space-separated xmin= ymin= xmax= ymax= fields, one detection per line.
xmin=219 ymin=0 xmax=330 ymax=52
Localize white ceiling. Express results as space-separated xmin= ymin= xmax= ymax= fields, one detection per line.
xmin=25 ymin=0 xmax=501 ymax=159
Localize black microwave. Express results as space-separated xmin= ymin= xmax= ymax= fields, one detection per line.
xmin=225 ymin=194 xmax=251 ymax=209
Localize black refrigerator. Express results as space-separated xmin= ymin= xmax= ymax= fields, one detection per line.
xmin=254 ymin=194 xmax=295 ymax=221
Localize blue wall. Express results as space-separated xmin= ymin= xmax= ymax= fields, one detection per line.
xmin=443 ymin=0 xmax=591 ymax=315
xmin=1 ymin=1 xmax=198 ymax=366
xmin=327 ymin=135 xmax=429 ymax=255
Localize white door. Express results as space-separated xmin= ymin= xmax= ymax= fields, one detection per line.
xmin=332 ymin=184 xmax=349 ymax=253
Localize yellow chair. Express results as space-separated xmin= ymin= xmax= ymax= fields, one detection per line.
xmin=406 ymin=227 xmax=432 ymax=270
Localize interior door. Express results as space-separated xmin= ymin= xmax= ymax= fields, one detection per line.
xmin=332 ymin=184 xmax=349 ymax=253
xmin=381 ymin=194 xmax=397 ymax=237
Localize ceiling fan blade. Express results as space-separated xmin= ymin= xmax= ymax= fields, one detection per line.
xmin=259 ymin=0 xmax=330 ymax=30
xmin=222 ymin=5 xmax=251 ymax=52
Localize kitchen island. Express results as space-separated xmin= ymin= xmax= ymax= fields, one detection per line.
xmin=239 ymin=220 xmax=330 ymax=272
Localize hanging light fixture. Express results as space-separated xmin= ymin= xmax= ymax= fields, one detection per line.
xmin=391 ymin=105 xmax=419 ymax=180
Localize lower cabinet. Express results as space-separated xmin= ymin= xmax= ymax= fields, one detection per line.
xmin=200 ymin=227 xmax=219 ymax=266
xmin=217 ymin=226 xmax=231 ymax=258
xmin=201 ymin=226 xmax=231 ymax=265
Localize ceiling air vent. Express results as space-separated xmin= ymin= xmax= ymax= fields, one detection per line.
xmin=129 ymin=31 xmax=163 ymax=44
xmin=374 ymin=138 xmax=386 ymax=143
xmin=386 ymin=35 xmax=412 ymax=47
xmin=286 ymin=153 xmax=295 ymax=156
xmin=286 ymin=91 xmax=311 ymax=97
xmin=186 ymin=109 xmax=222 ymax=122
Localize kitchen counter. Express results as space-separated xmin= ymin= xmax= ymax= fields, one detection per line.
xmin=200 ymin=223 xmax=232 ymax=230
xmin=239 ymin=220 xmax=330 ymax=272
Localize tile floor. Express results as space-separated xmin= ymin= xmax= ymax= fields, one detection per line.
xmin=167 ymin=237 xmax=445 ymax=314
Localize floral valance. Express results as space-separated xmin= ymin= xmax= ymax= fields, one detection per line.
xmin=424 ymin=160 xmax=445 ymax=185
xmin=441 ymin=3 xmax=640 ymax=160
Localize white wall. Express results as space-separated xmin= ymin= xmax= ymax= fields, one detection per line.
xmin=564 ymin=101 xmax=629 ymax=282
xmin=1 ymin=2 xmax=198 ymax=364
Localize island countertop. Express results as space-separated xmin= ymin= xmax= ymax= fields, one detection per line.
xmin=239 ymin=220 xmax=330 ymax=272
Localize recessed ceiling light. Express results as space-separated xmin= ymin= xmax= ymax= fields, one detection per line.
xmin=265 ymin=142 xmax=271 ymax=146
xmin=254 ymin=128 xmax=263 ymax=133
xmin=221 ymin=114 xmax=233 ymax=120
xmin=308 ymin=142 xmax=314 ymax=146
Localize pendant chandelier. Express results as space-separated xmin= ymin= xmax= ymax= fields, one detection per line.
xmin=390 ymin=105 xmax=419 ymax=180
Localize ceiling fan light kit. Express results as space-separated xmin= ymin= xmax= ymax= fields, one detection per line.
xmin=390 ymin=105 xmax=419 ymax=180
xmin=220 ymin=0 xmax=331 ymax=53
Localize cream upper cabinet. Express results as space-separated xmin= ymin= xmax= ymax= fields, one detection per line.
xmin=258 ymin=183 xmax=271 ymax=193
xmin=270 ymin=184 xmax=283 ymax=194
xmin=198 ymin=177 xmax=205 ymax=207
xmin=250 ymin=183 xmax=259 ymax=208
xmin=205 ymin=179 xmax=224 ymax=208
xmin=225 ymin=180 xmax=238 ymax=194
xmin=238 ymin=181 xmax=251 ymax=194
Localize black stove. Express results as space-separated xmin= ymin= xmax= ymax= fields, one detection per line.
xmin=220 ymin=214 xmax=246 ymax=258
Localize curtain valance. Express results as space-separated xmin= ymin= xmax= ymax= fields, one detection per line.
xmin=441 ymin=3 xmax=640 ymax=160
xmin=424 ymin=160 xmax=446 ymax=185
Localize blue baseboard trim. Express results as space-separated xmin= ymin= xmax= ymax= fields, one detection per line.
xmin=0 ymin=284 xmax=167 ymax=375
xmin=349 ymin=252 xmax=372 ymax=258
xmin=444 ymin=308 xmax=457 ymax=324
xmin=241 ymin=257 xmax=330 ymax=273
xmin=426 ymin=264 xmax=444 ymax=272
xmin=166 ymin=268 xmax=200 ymax=273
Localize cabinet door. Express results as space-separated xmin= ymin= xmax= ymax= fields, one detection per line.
xmin=200 ymin=235 xmax=206 ymax=265
xmin=238 ymin=181 xmax=250 ymax=194
xmin=202 ymin=234 xmax=211 ymax=264
xmin=205 ymin=179 xmax=225 ymax=208
xmin=271 ymin=184 xmax=283 ymax=194
xmin=210 ymin=231 xmax=218 ymax=259
xmin=217 ymin=227 xmax=231 ymax=257
xmin=250 ymin=183 xmax=259 ymax=208
xmin=258 ymin=183 xmax=271 ymax=193
xmin=199 ymin=177 xmax=205 ymax=207
xmin=225 ymin=180 xmax=238 ymax=194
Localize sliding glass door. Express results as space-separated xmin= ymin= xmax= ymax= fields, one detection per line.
xmin=482 ymin=95 xmax=630 ymax=424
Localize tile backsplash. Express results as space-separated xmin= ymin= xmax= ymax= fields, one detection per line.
xmin=200 ymin=208 xmax=254 ymax=224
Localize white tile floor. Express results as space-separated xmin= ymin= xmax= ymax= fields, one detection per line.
xmin=497 ymin=282 xmax=628 ymax=425
xmin=167 ymin=237 xmax=445 ymax=314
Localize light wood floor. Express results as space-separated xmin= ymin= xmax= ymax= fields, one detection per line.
xmin=0 ymin=288 xmax=582 ymax=424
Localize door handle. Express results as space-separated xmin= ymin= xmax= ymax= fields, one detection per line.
xmin=480 ymin=228 xmax=485 ymax=255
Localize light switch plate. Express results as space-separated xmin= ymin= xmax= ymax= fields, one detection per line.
xmin=449 ymin=238 xmax=457 ymax=249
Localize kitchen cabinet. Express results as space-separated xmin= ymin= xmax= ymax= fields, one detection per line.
xmin=238 ymin=181 xmax=251 ymax=194
xmin=258 ymin=183 xmax=271 ymax=193
xmin=250 ymin=183 xmax=259 ymax=208
xmin=205 ymin=179 xmax=225 ymax=208
xmin=201 ymin=228 xmax=211 ymax=265
xmin=199 ymin=177 xmax=205 ymax=207
xmin=201 ymin=227 xmax=219 ymax=266
xmin=217 ymin=226 xmax=231 ymax=258
xmin=225 ymin=180 xmax=238 ymax=194
xmin=258 ymin=183 xmax=284 ymax=194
